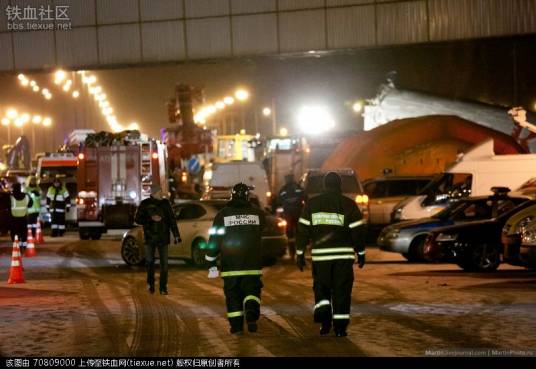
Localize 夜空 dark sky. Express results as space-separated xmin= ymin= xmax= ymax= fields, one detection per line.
xmin=0 ymin=34 xmax=534 ymax=155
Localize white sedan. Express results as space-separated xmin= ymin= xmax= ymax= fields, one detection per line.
xmin=121 ymin=200 xmax=288 ymax=266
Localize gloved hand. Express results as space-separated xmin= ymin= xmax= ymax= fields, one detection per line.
xmin=174 ymin=236 xmax=181 ymax=245
xmin=357 ymin=253 xmax=365 ymax=269
xmin=208 ymin=266 xmax=219 ymax=279
xmin=296 ymin=253 xmax=306 ymax=271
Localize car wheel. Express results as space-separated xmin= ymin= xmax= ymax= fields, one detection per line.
xmin=408 ymin=236 xmax=427 ymax=261
xmin=121 ymin=236 xmax=144 ymax=266
xmin=191 ymin=238 xmax=208 ymax=267
xmin=470 ymin=243 xmax=501 ymax=272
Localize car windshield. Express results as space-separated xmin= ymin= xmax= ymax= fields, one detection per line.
xmin=306 ymin=174 xmax=359 ymax=194
xmin=419 ymin=172 xmax=472 ymax=206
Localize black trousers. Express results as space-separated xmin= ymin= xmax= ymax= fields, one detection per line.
xmin=145 ymin=242 xmax=169 ymax=292
xmin=223 ymin=276 xmax=263 ymax=331
xmin=27 ymin=213 xmax=39 ymax=238
xmin=10 ymin=216 xmax=28 ymax=251
xmin=312 ymin=259 xmax=354 ymax=332
xmin=51 ymin=210 xmax=66 ymax=237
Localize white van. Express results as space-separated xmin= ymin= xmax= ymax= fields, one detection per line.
xmin=392 ymin=139 xmax=536 ymax=221
xmin=207 ymin=161 xmax=271 ymax=209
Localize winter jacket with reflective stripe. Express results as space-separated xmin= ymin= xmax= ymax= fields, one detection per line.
xmin=47 ymin=186 xmax=70 ymax=211
xmin=296 ymin=190 xmax=365 ymax=260
xmin=206 ymin=199 xmax=266 ymax=276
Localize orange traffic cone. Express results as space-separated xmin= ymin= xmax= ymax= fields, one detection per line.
xmin=25 ymin=228 xmax=37 ymax=257
xmin=36 ymin=221 xmax=44 ymax=244
xmin=8 ymin=236 xmax=25 ymax=284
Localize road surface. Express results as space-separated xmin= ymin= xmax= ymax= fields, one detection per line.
xmin=1 ymin=234 xmax=535 ymax=357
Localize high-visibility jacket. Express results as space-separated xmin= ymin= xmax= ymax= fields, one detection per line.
xmin=206 ymin=199 xmax=266 ymax=277
xmin=296 ymin=190 xmax=366 ymax=261
xmin=10 ymin=194 xmax=31 ymax=218
xmin=26 ymin=186 xmax=41 ymax=215
xmin=46 ymin=185 xmax=71 ymax=213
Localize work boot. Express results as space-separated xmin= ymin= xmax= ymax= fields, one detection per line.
xmin=247 ymin=321 xmax=258 ymax=333
xmin=320 ymin=321 xmax=332 ymax=336
xmin=230 ymin=326 xmax=243 ymax=335
xmin=160 ymin=289 xmax=168 ymax=295
xmin=147 ymin=284 xmax=155 ymax=294
xmin=334 ymin=330 xmax=347 ymax=337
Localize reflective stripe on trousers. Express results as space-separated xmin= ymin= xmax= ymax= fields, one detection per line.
xmin=221 ymin=270 xmax=262 ymax=277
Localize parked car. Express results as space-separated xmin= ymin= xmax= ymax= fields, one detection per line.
xmin=363 ymin=176 xmax=432 ymax=227
xmin=424 ymin=194 xmax=536 ymax=272
xmin=378 ymin=191 xmax=529 ymax=261
xmin=121 ymin=200 xmax=288 ymax=267
xmin=519 ymin=221 xmax=536 ymax=269
xmin=501 ymin=203 xmax=536 ymax=266
xmin=300 ymin=168 xmax=368 ymax=220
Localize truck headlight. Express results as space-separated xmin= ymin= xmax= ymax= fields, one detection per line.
xmin=436 ymin=233 xmax=458 ymax=242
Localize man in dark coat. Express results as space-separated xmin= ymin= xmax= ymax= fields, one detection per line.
xmin=205 ymin=183 xmax=266 ymax=334
xmin=135 ymin=184 xmax=181 ymax=295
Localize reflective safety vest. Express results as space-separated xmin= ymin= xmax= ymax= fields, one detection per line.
xmin=11 ymin=195 xmax=30 ymax=218
xmin=27 ymin=188 xmax=41 ymax=214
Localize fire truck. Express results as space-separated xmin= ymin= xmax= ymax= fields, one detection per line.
xmin=35 ymin=152 xmax=79 ymax=225
xmin=76 ymin=131 xmax=167 ymax=239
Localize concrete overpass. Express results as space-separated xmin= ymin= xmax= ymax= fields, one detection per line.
xmin=1 ymin=0 xmax=535 ymax=72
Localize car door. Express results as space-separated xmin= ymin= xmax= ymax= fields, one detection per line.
xmin=364 ymin=181 xmax=388 ymax=225
xmin=171 ymin=203 xmax=209 ymax=258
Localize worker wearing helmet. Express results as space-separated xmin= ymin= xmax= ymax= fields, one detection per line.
xmin=296 ymin=172 xmax=366 ymax=337
xmin=26 ymin=176 xmax=42 ymax=238
xmin=206 ymin=182 xmax=266 ymax=335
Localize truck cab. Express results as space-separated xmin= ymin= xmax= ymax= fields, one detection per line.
xmin=36 ymin=152 xmax=78 ymax=225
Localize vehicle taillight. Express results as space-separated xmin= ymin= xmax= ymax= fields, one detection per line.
xmin=278 ymin=219 xmax=287 ymax=228
xmin=355 ymin=194 xmax=369 ymax=204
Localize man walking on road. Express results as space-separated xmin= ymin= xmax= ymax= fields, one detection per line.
xmin=135 ymin=184 xmax=181 ymax=295
xmin=296 ymin=172 xmax=366 ymax=337
xmin=205 ymin=183 xmax=266 ymax=335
